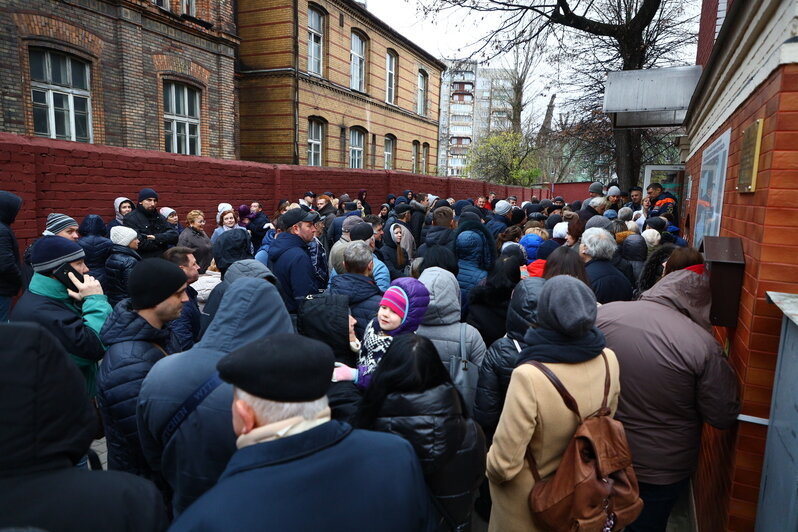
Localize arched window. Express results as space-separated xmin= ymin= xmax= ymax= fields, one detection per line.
xmin=422 ymin=142 xmax=430 ymax=174
xmin=417 ymin=70 xmax=428 ymax=116
xmin=163 ymin=81 xmax=201 ymax=155
xmin=307 ymin=118 xmax=325 ymax=166
xmin=385 ymin=50 xmax=398 ymax=104
xmin=350 ymin=32 xmax=366 ymax=92
xmin=384 ymin=134 xmax=396 ymax=169
xmin=350 ymin=127 xmax=366 ymax=169
xmin=29 ymin=48 xmax=92 ymax=143
xmin=308 ymin=7 xmax=324 ymax=76
xmin=411 ymin=140 xmax=420 ymax=173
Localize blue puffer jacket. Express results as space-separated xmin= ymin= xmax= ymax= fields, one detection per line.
xmin=329 ymin=273 xmax=383 ymax=340
xmin=485 ymin=215 xmax=509 ymax=238
xmin=268 ymin=233 xmax=320 ymax=313
xmin=78 ymin=215 xmax=112 ymax=286
xmin=453 ymin=221 xmax=496 ymax=309
xmin=104 ymin=245 xmax=141 ymax=308
xmin=168 ymin=285 xmax=200 ymax=352
xmin=97 ymin=299 xmax=175 ymax=477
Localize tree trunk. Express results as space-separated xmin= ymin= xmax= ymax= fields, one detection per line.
xmin=613 ymin=128 xmax=642 ymax=191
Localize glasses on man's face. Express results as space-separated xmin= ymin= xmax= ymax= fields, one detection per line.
xmin=197 ymin=220 xmax=206 ymax=224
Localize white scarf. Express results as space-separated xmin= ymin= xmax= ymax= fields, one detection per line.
xmin=236 ymin=407 xmax=332 ymax=449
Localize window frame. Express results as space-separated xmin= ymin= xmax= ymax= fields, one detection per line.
xmin=385 ymin=50 xmax=397 ymax=104
xmin=411 ymin=140 xmax=420 ymax=173
xmin=182 ymin=0 xmax=196 ymax=16
xmin=384 ymin=134 xmax=396 ymax=169
xmin=417 ymin=70 xmax=428 ymax=116
xmin=349 ymin=127 xmax=365 ymax=169
xmin=29 ymin=48 xmax=93 ymax=143
xmin=422 ymin=142 xmax=430 ymax=174
xmin=308 ymin=7 xmax=324 ymax=76
xmin=350 ymin=32 xmax=366 ymax=92
xmin=163 ymin=80 xmax=201 ymax=156
xmin=307 ymin=118 xmax=324 ymax=166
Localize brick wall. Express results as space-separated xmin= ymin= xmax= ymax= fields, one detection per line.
xmin=0 ymin=132 xmax=542 ymax=250
xmin=685 ymin=63 xmax=798 ymax=531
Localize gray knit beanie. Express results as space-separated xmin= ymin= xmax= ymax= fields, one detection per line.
xmin=536 ymin=275 xmax=597 ymax=337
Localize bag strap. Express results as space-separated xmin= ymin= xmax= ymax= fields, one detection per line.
xmin=459 ymin=323 xmax=466 ymax=365
xmin=150 ymin=342 xmax=169 ymax=358
xmin=527 ymin=361 xmax=581 ymax=421
xmin=600 ymin=351 xmax=610 ymax=411
xmin=160 ymin=372 xmax=224 ymax=444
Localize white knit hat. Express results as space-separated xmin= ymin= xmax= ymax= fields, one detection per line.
xmin=110 ymin=226 xmax=138 ymax=246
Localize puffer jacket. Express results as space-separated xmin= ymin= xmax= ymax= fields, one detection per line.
xmin=328 ymin=273 xmax=382 ymax=340
xmin=416 ymin=267 xmax=486 ymax=412
xmin=104 ymin=245 xmax=141 ymax=308
xmin=474 ymin=277 xmax=545 ymax=443
xmin=97 ymin=299 xmax=175 ymax=476
xmin=417 ymin=225 xmax=455 ymax=257
xmin=0 ymin=191 xmax=22 ymax=297
xmin=621 ymin=234 xmax=647 ymax=284
xmin=453 ymin=220 xmax=496 ymax=308
xmin=122 ymin=204 xmax=178 ymax=259
xmin=78 ymin=214 xmax=112 ymax=286
xmin=168 ymin=285 xmax=200 ymax=352
xmin=373 ymin=383 xmax=486 ymax=530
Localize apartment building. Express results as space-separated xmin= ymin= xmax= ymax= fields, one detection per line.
xmin=0 ymin=0 xmax=239 ymax=159
xmin=438 ymin=60 xmax=512 ymax=176
xmin=237 ymin=0 xmax=444 ymax=173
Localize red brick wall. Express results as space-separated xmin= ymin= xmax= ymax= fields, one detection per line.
xmin=685 ymin=63 xmax=798 ymax=531
xmin=0 ymin=132 xmax=545 ymax=249
xmin=696 ymin=0 xmax=720 ymax=66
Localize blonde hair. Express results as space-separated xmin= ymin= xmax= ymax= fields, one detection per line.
xmin=525 ymin=227 xmax=549 ymax=239
xmin=186 ymin=209 xmax=204 ymax=226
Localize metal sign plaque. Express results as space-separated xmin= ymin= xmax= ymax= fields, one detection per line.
xmin=737 ymin=119 xmax=763 ymax=193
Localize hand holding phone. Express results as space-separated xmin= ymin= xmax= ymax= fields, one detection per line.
xmin=52 ymin=263 xmax=84 ymax=293
xmin=53 ymin=263 xmax=102 ymax=301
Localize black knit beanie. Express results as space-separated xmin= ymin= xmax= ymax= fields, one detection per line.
xmin=128 ymin=258 xmax=187 ymax=310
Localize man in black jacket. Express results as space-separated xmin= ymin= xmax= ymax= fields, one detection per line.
xmin=0 ymin=191 xmax=22 ymax=320
xmin=417 ymin=206 xmax=455 ymax=257
xmin=580 ymin=227 xmax=633 ymax=304
xmin=123 ymin=188 xmax=178 ymax=259
xmin=163 ymin=246 xmax=201 ymax=351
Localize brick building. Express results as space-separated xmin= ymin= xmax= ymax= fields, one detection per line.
xmin=0 ymin=0 xmax=239 ymax=159
xmin=237 ymin=0 xmax=444 ymax=173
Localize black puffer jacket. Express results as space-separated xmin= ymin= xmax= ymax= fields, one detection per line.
xmin=97 ymin=299 xmax=175 ymax=476
xmin=474 ymin=277 xmax=545 ymax=443
xmin=373 ymin=383 xmax=486 ymax=530
xmin=123 ymin=204 xmax=178 ymax=259
xmin=621 ymin=234 xmax=648 ymax=285
xmin=0 ymin=191 xmax=22 ymax=297
xmin=78 ymin=214 xmax=112 ymax=286
xmin=417 ymin=225 xmax=455 ymax=257
xmin=328 ymin=273 xmax=382 ymax=340
xmin=104 ymin=245 xmax=141 ymax=308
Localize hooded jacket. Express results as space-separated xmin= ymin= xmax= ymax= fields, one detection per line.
xmin=376 ymin=224 xmax=410 ymax=280
xmin=106 ymin=196 xmax=132 ymax=233
xmin=138 ymin=277 xmax=294 ymax=516
xmin=97 ymin=299 xmax=175 ymax=476
xmin=474 ymin=277 xmax=545 ymax=443
xmin=329 ymin=272 xmax=383 ymax=340
xmin=268 ymin=232 xmax=319 ymax=312
xmin=104 ymin=244 xmax=142 ymax=308
xmin=0 ymin=191 xmax=22 ymax=296
xmin=417 ymin=225 xmax=455 ymax=257
xmin=123 ymin=203 xmax=178 ymax=259
xmin=621 ymin=233 xmax=647 ymax=285
xmin=595 ymin=269 xmax=740 ymax=484
xmin=78 ymin=214 xmax=113 ymax=285
xmin=416 ymin=268 xmax=486 ymax=410
xmin=453 ymin=220 xmax=496 ymax=307
xmin=372 ymin=383 xmax=486 ymax=529
xmin=0 ymin=323 xmax=168 ymax=532
xmin=212 ymin=227 xmax=254 ymax=276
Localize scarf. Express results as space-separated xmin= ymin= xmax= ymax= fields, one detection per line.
xmin=516 ymin=326 xmax=606 ymax=365
xmin=236 ymin=407 xmax=331 ymax=449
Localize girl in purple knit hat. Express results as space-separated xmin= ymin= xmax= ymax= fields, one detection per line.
xmin=332 ymin=277 xmax=429 ymax=389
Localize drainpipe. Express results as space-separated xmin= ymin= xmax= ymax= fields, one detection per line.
xmin=292 ymin=0 xmax=300 ymax=165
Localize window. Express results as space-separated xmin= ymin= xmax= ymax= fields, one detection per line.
xmin=450 ymin=125 xmax=472 ymax=135
xmin=308 ymin=119 xmax=324 ymax=166
xmin=385 ymin=51 xmax=397 ymax=104
xmin=350 ymin=33 xmax=366 ymax=92
xmin=154 ymin=0 xmax=168 ymax=8
xmin=163 ymin=81 xmax=200 ymax=155
xmin=308 ymin=8 xmax=323 ymax=75
xmin=29 ymin=49 xmax=92 ymax=143
xmin=384 ymin=135 xmax=395 ymax=169
xmin=450 ymin=137 xmax=471 ymax=145
xmin=452 ymin=93 xmax=473 ymax=102
xmin=450 ymin=104 xmax=472 ymax=113
xmin=422 ymin=143 xmax=430 ymax=174
xmin=182 ymin=0 xmax=195 ymax=16
xmin=349 ymin=128 xmax=364 ymax=169
xmin=411 ymin=141 xmax=420 ymax=173
xmin=417 ymin=70 xmax=428 ymax=116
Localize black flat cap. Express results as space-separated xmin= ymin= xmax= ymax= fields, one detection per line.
xmin=395 ymin=204 xmax=411 ymax=215
xmin=217 ymin=334 xmax=334 ymax=402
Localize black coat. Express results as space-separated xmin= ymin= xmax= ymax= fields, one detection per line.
xmin=585 ymin=258 xmax=634 ymax=304
xmin=328 ymin=273 xmax=382 ymax=340
xmin=248 ymin=211 xmax=270 ymax=250
xmin=474 ymin=277 xmax=545 ymax=443
xmin=97 ymin=300 xmax=175 ymax=477
xmin=78 ymin=214 xmax=113 ymax=285
xmin=409 ymin=200 xmax=427 ymax=245
xmin=417 ymin=225 xmax=455 ymax=257
xmin=168 ymin=285 xmax=201 ymax=352
xmin=467 ymin=284 xmax=511 ymax=349
xmin=376 ymin=236 xmax=409 ymax=280
xmin=0 ymin=191 xmax=22 ymax=297
xmin=104 ymin=245 xmax=141 ymax=308
xmin=123 ymin=204 xmax=178 ymax=258
xmin=0 ymin=322 xmax=167 ymax=532
xmin=373 ymin=383 xmax=486 ymax=529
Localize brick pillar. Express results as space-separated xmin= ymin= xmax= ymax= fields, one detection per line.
xmin=116 ymin=8 xmax=146 ymax=150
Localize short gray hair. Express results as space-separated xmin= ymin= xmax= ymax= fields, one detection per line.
xmin=235 ymin=388 xmax=329 ymax=423
xmin=581 ymin=228 xmax=617 ymax=260
xmin=589 ymin=196 xmax=607 ymax=209
xmin=617 ymin=207 xmax=633 ymax=221
xmin=343 ymin=240 xmax=373 ymax=274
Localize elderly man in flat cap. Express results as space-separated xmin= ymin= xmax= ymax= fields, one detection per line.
xmin=170 ymin=333 xmax=437 ymax=532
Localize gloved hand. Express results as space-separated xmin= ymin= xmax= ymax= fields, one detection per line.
xmin=332 ymin=363 xmax=358 ymax=383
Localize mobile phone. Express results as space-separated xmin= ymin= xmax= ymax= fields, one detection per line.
xmin=52 ymin=263 xmax=84 ymax=293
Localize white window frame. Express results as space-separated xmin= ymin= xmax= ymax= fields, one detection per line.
xmin=422 ymin=143 xmax=429 ymax=174
xmin=163 ymin=81 xmax=201 ymax=156
xmin=154 ymin=0 xmax=169 ymax=9
xmin=30 ymin=49 xmax=93 ymax=143
xmin=384 ymin=135 xmax=395 ymax=169
xmin=385 ymin=51 xmax=397 ymax=104
xmin=308 ymin=8 xmax=323 ymax=76
xmin=350 ymin=128 xmax=364 ymax=169
xmin=411 ymin=141 xmax=420 ymax=173
xmin=417 ymin=70 xmax=428 ymax=116
xmin=308 ymin=119 xmax=323 ymax=166
xmin=350 ymin=33 xmax=366 ymax=92
xmin=182 ymin=0 xmax=195 ymax=16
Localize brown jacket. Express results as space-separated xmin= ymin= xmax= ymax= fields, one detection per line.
xmin=595 ymin=269 xmax=740 ymax=485
xmin=486 ymin=349 xmax=620 ymax=532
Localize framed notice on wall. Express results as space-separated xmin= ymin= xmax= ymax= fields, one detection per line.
xmin=737 ymin=119 xmax=763 ymax=193
xmin=694 ymin=128 xmax=731 ymax=249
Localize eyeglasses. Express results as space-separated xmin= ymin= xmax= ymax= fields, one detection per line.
xmin=196 ymin=220 xmax=206 ymax=224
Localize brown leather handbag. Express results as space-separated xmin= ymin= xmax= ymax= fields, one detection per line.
xmin=524 ymin=353 xmax=643 ymax=531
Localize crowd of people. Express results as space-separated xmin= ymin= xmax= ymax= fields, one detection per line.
xmin=0 ymin=181 xmax=740 ymax=532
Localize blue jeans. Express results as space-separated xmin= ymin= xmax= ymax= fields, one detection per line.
xmin=0 ymin=296 xmax=11 ymax=322
xmin=626 ymin=477 xmax=690 ymax=532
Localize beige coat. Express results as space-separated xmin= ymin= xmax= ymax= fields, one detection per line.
xmin=486 ymin=349 xmax=621 ymax=532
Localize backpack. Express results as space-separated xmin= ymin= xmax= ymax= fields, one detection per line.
xmin=524 ymin=353 xmax=643 ymax=531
